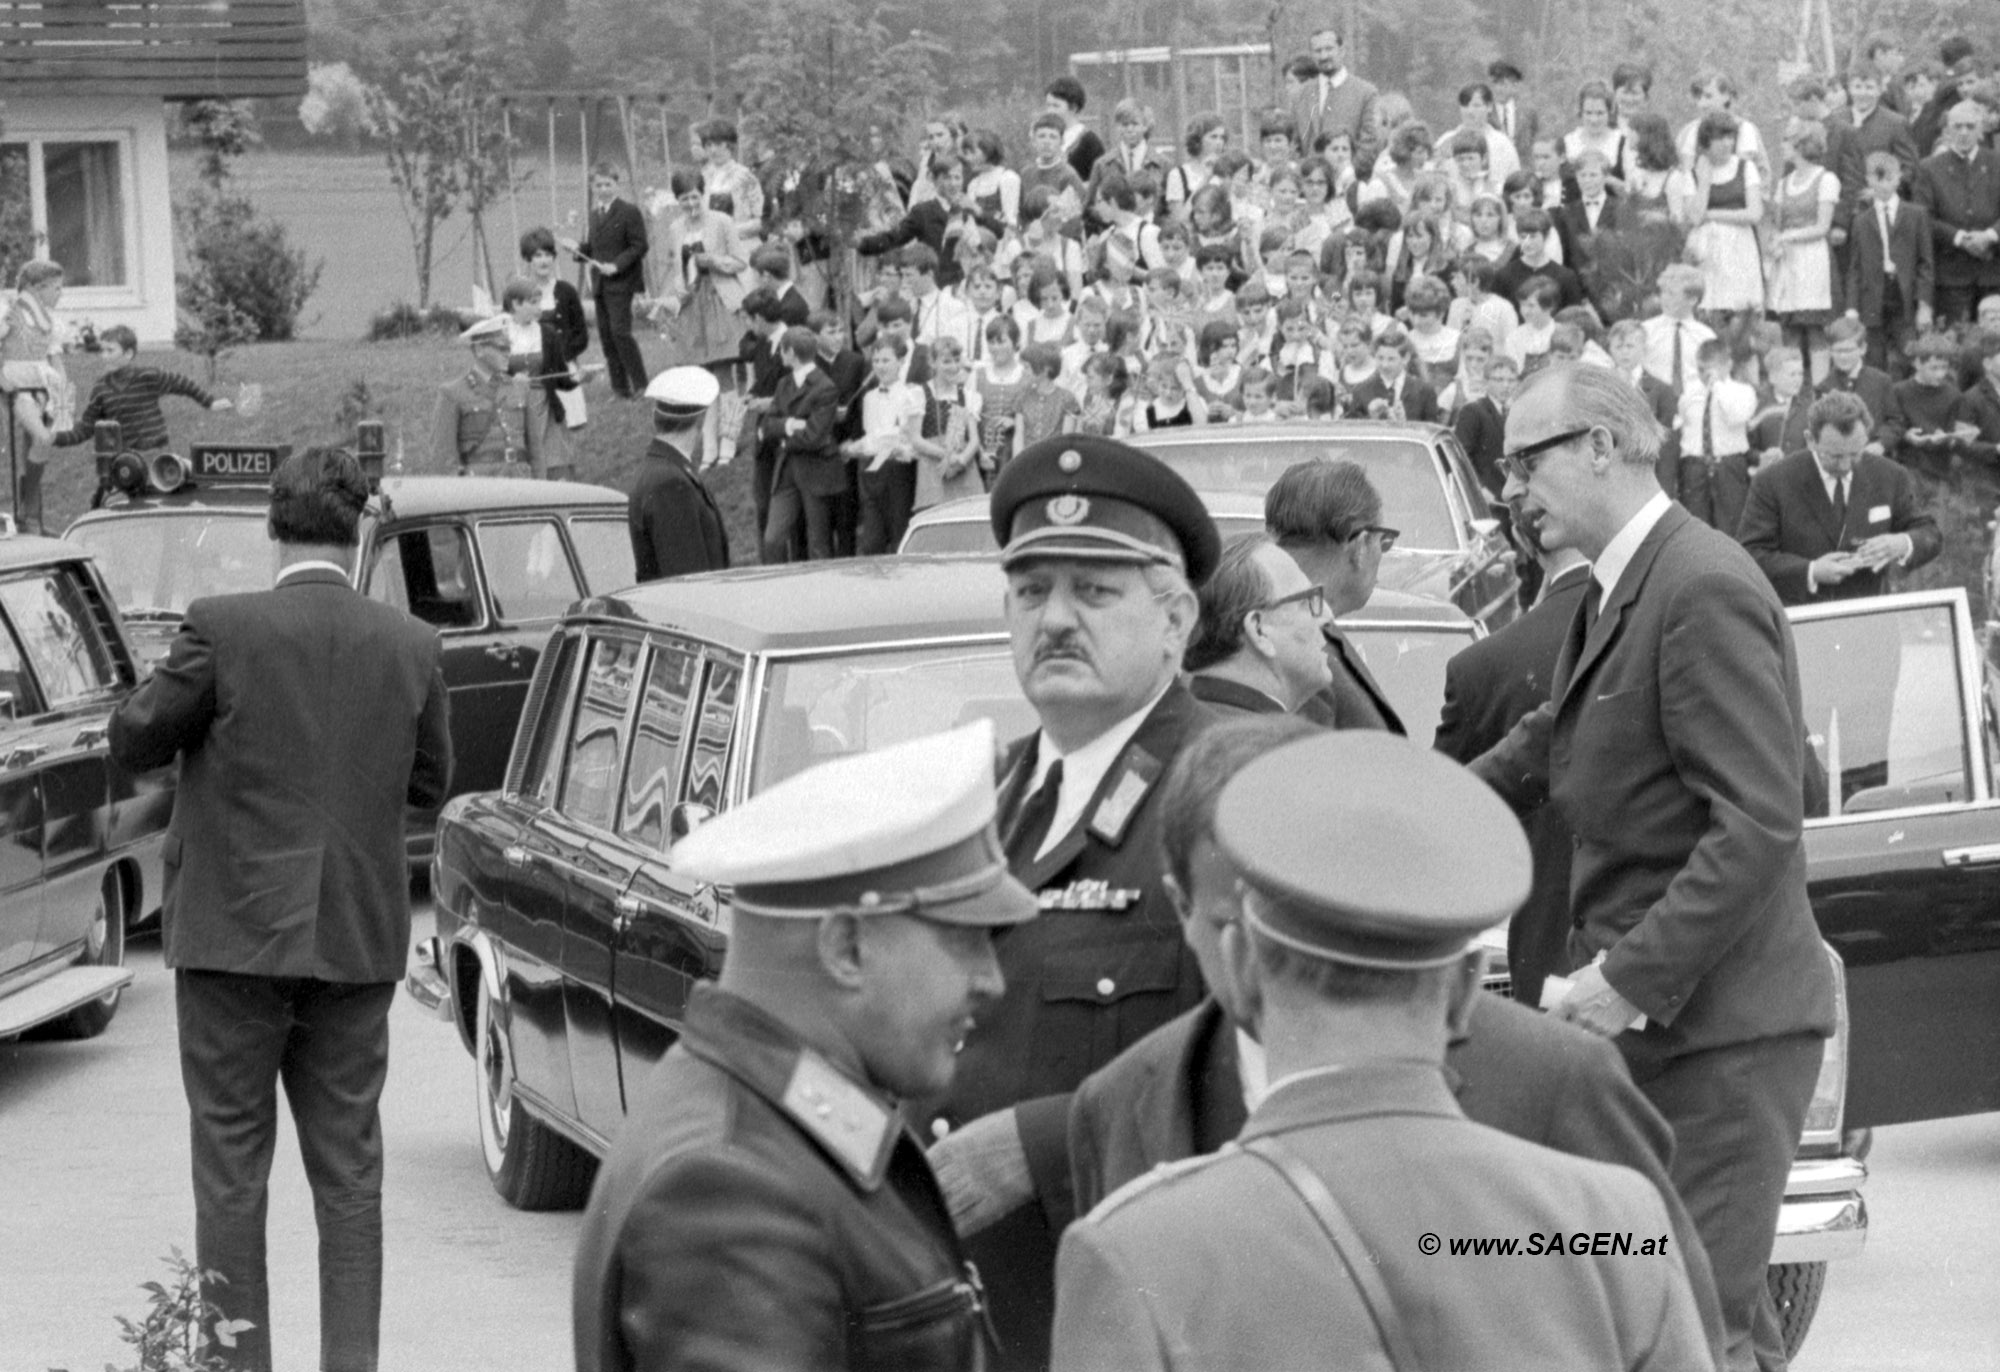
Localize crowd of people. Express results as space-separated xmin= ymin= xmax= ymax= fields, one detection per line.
xmin=436 ymin=22 xmax=2000 ymax=572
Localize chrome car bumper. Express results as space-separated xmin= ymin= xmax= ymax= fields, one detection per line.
xmin=405 ymin=935 xmax=452 ymax=1022
xmin=1770 ymin=1155 xmax=1868 ymax=1265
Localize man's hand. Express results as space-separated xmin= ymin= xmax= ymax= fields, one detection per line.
xmin=1552 ymin=961 xmax=1644 ymax=1037
xmin=1811 ymin=551 xmax=1860 ymax=586
xmin=927 ymin=1108 xmax=1033 ymax=1239
xmin=1850 ymin=532 xmax=1912 ymax=570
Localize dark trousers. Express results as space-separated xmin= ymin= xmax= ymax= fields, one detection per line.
xmin=593 ymin=286 xmax=649 ymax=398
xmin=1864 ymin=278 xmax=1916 ymax=375
xmin=177 ymin=970 xmax=397 ymax=1372
xmin=762 ymin=473 xmax=837 ymax=562
xmin=12 ymin=451 xmax=44 ymax=534
xmin=1623 ymin=1031 xmax=1825 ymax=1372
xmin=1678 ymin=453 xmax=1754 ymax=535
xmin=857 ymin=462 xmax=916 ymax=555
xmin=1934 ymin=280 xmax=1994 ymax=330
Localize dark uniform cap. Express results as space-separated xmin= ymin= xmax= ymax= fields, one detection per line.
xmin=989 ymin=435 xmax=1222 ymax=587
xmin=1215 ymin=732 xmax=1531 ymax=969
xmin=672 ymin=720 xmax=1038 ymax=927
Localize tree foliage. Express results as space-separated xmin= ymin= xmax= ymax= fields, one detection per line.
xmin=360 ymin=18 xmax=520 ymax=308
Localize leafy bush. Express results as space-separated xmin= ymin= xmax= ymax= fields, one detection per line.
xmin=48 ymin=1247 xmax=254 ymax=1372
xmin=176 ymin=189 xmax=322 ymax=343
xmin=365 ymin=300 xmax=466 ymax=342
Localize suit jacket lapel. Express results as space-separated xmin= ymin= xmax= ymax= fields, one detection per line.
xmin=1130 ymin=1000 xmax=1243 ymax=1166
xmin=1558 ymin=504 xmax=1687 ymax=707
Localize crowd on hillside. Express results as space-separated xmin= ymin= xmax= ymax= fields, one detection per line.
xmin=532 ymin=25 xmax=2000 ymax=560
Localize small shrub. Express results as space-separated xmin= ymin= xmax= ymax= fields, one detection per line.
xmin=48 ymin=1247 xmax=254 ymax=1372
xmin=176 ymin=190 xmax=322 ymax=343
xmin=365 ymin=301 xmax=465 ymax=342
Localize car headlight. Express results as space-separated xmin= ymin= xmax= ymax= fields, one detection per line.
xmin=1797 ymin=942 xmax=1850 ymax=1155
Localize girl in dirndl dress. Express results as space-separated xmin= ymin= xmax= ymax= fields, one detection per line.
xmin=1765 ymin=118 xmax=1839 ymax=375
xmin=1688 ymin=111 xmax=1765 ymax=326
xmin=0 ymin=260 xmax=73 ymax=534
xmin=914 ymin=336 xmax=986 ymax=509
xmin=652 ymin=170 xmax=751 ymax=370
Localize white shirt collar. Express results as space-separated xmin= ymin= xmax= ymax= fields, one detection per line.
xmin=1236 ymin=1027 xmax=1268 ymax=1111
xmin=276 ymin=560 xmax=351 ymax=587
xmin=1592 ymin=491 xmax=1672 ymax=609
xmin=1322 ymin=68 xmax=1349 ymax=90
xmin=1027 ymin=681 xmax=1170 ymax=861
xmin=1815 ymin=458 xmax=1851 ymax=500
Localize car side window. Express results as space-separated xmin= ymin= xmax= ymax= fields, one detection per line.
xmin=558 ymin=636 xmax=643 ymax=832
xmin=0 ymin=615 xmax=32 ymax=718
xmin=0 ymin=570 xmax=118 ymax=709
xmin=1794 ymin=601 xmax=1972 ymax=819
xmin=517 ymin=632 xmax=580 ymax=807
xmin=479 ymin=520 xmax=582 ymax=624
xmin=567 ymin=515 xmax=638 ymax=595
xmin=686 ymin=658 xmax=741 ymax=813
xmin=372 ymin=525 xmax=480 ymax=630
xmin=619 ymin=643 xmax=700 ymax=849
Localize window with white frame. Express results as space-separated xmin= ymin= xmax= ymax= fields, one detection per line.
xmin=0 ymin=134 xmax=133 ymax=290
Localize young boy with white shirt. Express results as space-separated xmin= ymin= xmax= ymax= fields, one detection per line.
xmin=1677 ymin=337 xmax=1760 ymax=531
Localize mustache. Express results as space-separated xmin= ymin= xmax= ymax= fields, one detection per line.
xmin=1032 ymin=632 xmax=1090 ymax=664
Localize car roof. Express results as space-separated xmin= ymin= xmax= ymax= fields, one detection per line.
xmin=906 ymin=488 xmax=1267 ymax=529
xmin=72 ymin=475 xmax=626 ymax=525
xmin=1132 ymin=419 xmax=1450 ymax=446
xmin=1346 ymin=585 xmax=1476 ymax=626
xmin=0 ymin=532 xmax=93 ymax=573
xmin=576 ymin=555 xmax=1012 ymax=654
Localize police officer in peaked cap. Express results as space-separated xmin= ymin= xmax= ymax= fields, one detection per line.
xmin=1051 ymin=732 xmax=1713 ymax=1372
xmin=573 ymin=720 xmax=1033 ymax=1372
xmin=926 ymin=434 xmax=1222 ymax=1370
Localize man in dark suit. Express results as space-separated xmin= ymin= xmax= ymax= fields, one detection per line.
xmin=758 ymin=326 xmax=842 ymax=562
xmin=1053 ymin=731 xmax=1713 ymax=1372
xmin=1065 ymin=714 xmax=1726 ymax=1363
xmin=107 ymin=448 xmax=451 ymax=1372
xmin=1291 ymin=26 xmax=1380 ymax=173
xmin=1183 ymin=533 xmax=1334 ymax=716
xmin=1472 ymin=362 xmax=1837 ymax=1372
xmin=1434 ymin=510 xmax=1591 ymax=1010
xmin=563 ymin=161 xmax=649 ymax=399
xmin=1264 ymin=458 xmax=1406 ymax=733
xmin=1488 ymin=59 xmax=1540 ymax=166
xmin=1846 ymin=152 xmax=1937 ymax=370
xmin=1913 ymin=101 xmax=2000 ymax=325
xmin=925 ymin=436 xmax=1221 ymax=1371
xmin=1551 ymin=150 xmax=1630 ymax=287
xmin=1738 ymin=390 xmax=1941 ymax=605
xmin=1045 ymin=75 xmax=1106 ymax=183
xmin=1345 ymin=333 xmax=1439 ymax=422
xmin=1819 ymin=318 xmax=1898 ymax=444
xmin=1837 ymin=70 xmax=1919 ymax=192
xmin=628 ymin=368 xmax=730 ymax=581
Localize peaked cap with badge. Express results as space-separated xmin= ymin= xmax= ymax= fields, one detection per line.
xmin=989 ymin=434 xmax=1222 ymax=586
xmin=573 ymin=723 xmax=1014 ymax=1372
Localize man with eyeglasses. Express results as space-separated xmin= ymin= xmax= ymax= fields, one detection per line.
xmin=1913 ymin=99 xmax=2000 ymax=325
xmin=1470 ymin=362 xmax=1837 ymax=1372
xmin=1183 ymin=533 xmax=1335 ymax=716
xmin=924 ymin=434 xmax=1221 ymax=1371
xmin=1263 ymin=458 xmax=1405 ymax=733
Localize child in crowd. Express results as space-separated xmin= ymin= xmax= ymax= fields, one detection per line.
xmin=1448 ymin=255 xmax=1519 ymax=348
xmin=1437 ymin=326 xmax=1496 ymax=414
xmin=1465 ymin=196 xmax=1512 ymax=264
xmin=1641 ymin=264 xmax=1716 ymax=397
xmin=54 ymin=324 xmax=232 ymax=456
xmin=914 ymin=336 xmax=985 ymax=509
xmin=1300 ymin=376 xmax=1343 ymax=419
xmin=1749 ymin=345 xmax=1815 ymax=467
xmin=1059 ymin=296 xmax=1110 ymax=398
xmin=1677 ymin=336 xmax=1760 ymax=530
xmin=1192 ymin=320 xmax=1243 ymax=421
xmin=1505 ymin=277 xmax=1561 ymax=371
xmin=1403 ymin=275 xmax=1463 ymax=383
xmin=1350 ymin=325 xmax=1439 ymax=422
xmin=1844 ymin=150 xmax=1934 ymax=376
xmin=959 ymin=266 xmax=1006 ymax=366
xmin=1014 ymin=342 xmax=1081 ymax=449
xmin=1346 ymin=275 xmax=1394 ymax=340
xmin=1077 ymin=351 xmax=1125 ymax=436
xmin=1885 ymin=332 xmax=1967 ymax=474
xmin=1271 ymin=300 xmax=1323 ymax=405
xmin=1334 ymin=318 xmax=1378 ymax=392
xmin=1818 ymin=317 xmax=1895 ymax=446
xmin=1236 ymin=366 xmax=1278 ymax=423
xmin=1453 ymin=351 xmax=1512 ymax=495
xmin=1022 ymin=266 xmax=1075 ymax=347
xmin=1192 ymin=246 xmax=1240 ymax=332
xmin=1132 ymin=354 xmax=1208 ymax=430
xmin=1236 ymin=282 xmax=1278 ymax=369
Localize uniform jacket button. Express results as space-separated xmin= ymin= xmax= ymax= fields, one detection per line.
xmin=1096 ymin=977 xmax=1116 ymax=998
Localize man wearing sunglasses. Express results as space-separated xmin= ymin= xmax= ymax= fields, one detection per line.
xmin=1470 ymin=362 xmax=1836 ymax=1372
xmin=1183 ymin=533 xmax=1335 ymax=716
xmin=1263 ymin=458 xmax=1406 ymax=733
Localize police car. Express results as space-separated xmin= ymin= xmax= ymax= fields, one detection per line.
xmin=64 ymin=432 xmax=637 ymax=861
xmin=0 ymin=521 xmax=168 ymax=1039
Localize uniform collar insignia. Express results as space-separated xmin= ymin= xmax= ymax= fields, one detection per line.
xmin=1089 ymin=746 xmax=1161 ymax=846
xmin=779 ymin=1049 xmax=899 ymax=1190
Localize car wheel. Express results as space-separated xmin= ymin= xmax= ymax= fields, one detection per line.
xmin=1768 ymin=1261 xmax=1827 ymax=1360
xmin=50 ymin=875 xmax=126 ymax=1040
xmin=473 ymin=971 xmax=596 ymax=1210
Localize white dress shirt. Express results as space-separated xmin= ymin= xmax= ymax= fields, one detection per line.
xmin=1026 ymin=683 xmax=1169 ymax=861
xmin=1592 ymin=491 xmax=1673 ymax=610
xmin=275 ymin=560 xmax=350 ymax=588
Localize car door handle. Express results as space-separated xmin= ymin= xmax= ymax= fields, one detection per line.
xmin=73 ymin=723 xmax=109 ymax=750
xmin=1943 ymin=844 xmax=2000 ymax=867
xmin=503 ymin=845 xmax=529 ymax=868
xmin=4 ymin=743 xmax=47 ymax=770
xmin=484 ymin=644 xmax=521 ymax=661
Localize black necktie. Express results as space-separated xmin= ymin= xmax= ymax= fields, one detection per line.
xmin=1832 ymin=476 xmax=1848 ymax=531
xmin=1004 ymin=759 xmax=1064 ymax=866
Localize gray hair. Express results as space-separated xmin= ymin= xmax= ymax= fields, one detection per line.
xmin=1514 ymin=361 xmax=1663 ymax=467
xmin=1185 ymin=533 xmax=1276 ymax=672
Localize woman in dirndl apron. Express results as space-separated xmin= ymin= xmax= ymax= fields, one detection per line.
xmin=0 ymin=260 xmax=73 ymax=534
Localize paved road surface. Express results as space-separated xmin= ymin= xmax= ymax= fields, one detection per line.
xmin=2 ymin=912 xmax=1993 ymax=1369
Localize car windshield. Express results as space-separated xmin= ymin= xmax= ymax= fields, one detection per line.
xmin=1344 ymin=620 xmax=1478 ymax=743
xmin=68 ymin=512 xmax=277 ymax=619
xmin=751 ymin=641 xmax=1036 ymax=793
xmin=1132 ymin=434 xmax=1459 ymax=549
